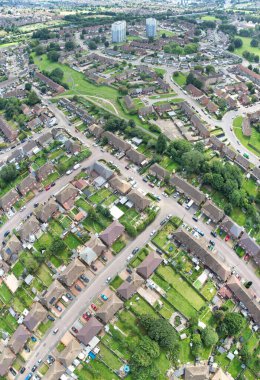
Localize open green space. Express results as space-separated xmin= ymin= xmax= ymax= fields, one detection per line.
xmin=64 ymin=232 xmax=82 ymax=249
xmin=234 ymin=36 xmax=260 ymax=58
xmin=110 ymin=275 xmax=124 ymax=290
xmin=172 ymin=72 xmax=187 ymax=87
xmin=201 ymin=15 xmax=220 ymax=21
xmin=233 ymin=116 xmax=260 ymax=157
xmin=89 ymin=188 xmax=112 ymax=204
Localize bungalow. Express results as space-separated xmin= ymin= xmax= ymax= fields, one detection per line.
xmin=44 ymin=362 xmax=64 ymax=380
xmin=96 ymin=293 xmax=123 ymax=324
xmin=59 ymin=258 xmax=86 ymax=287
xmin=170 ymin=174 xmax=206 ymax=205
xmin=0 ymin=116 xmax=18 ymax=142
xmin=55 ymin=184 xmax=78 ymax=210
xmin=89 ymin=161 xmax=114 ymax=181
xmin=137 ymin=252 xmax=163 ymax=279
xmin=127 ymin=189 xmax=151 ymax=211
xmin=37 ymin=132 xmax=53 ymax=148
xmin=227 ymin=276 xmax=260 ymax=325
xmin=201 ymin=200 xmax=224 ymax=224
xmin=23 ymin=302 xmax=48 ymax=332
xmin=103 ymin=131 xmax=131 ymax=152
xmin=41 ymin=279 xmax=66 ymax=309
xmin=186 ymin=83 xmax=203 ymax=98
xmin=234 ymin=154 xmax=251 ymax=172
xmin=35 ymin=199 xmax=59 ymax=223
xmin=88 ymin=124 xmax=104 ymax=139
xmin=138 ymin=106 xmax=154 ymax=118
xmin=173 ymin=228 xmax=231 ymax=281
xmin=9 ymin=325 xmax=30 ymax=354
xmin=18 ymin=215 xmax=41 ymax=242
xmin=126 ymin=148 xmax=147 ymax=166
xmin=0 ymin=348 xmax=15 ymax=377
xmin=0 ymin=189 xmax=20 ymax=211
xmin=109 ymin=175 xmax=131 ymax=195
xmin=77 ymin=317 xmax=103 ymax=346
xmin=99 ymin=220 xmax=125 ymax=247
xmin=1 ymin=235 xmax=22 ymax=264
xmin=238 ymin=233 xmax=260 ymax=265
xmin=219 ymin=216 xmax=243 ymax=240
xmin=117 ymin=272 xmax=144 ymax=300
xmin=149 ymin=163 xmax=169 ymax=180
xmin=36 ymin=162 xmax=55 ymax=182
xmin=58 ymin=338 xmax=82 ymax=368
xmin=17 ymin=174 xmax=37 ymax=196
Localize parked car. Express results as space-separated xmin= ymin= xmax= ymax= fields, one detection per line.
xmin=47 ymin=314 xmax=55 ymax=322
xmin=80 ymin=274 xmax=89 ymax=283
xmin=156 ymin=249 xmax=163 ymax=255
xmin=211 ymin=231 xmax=217 ymax=238
xmin=126 ymin=267 xmax=132 ymax=274
xmin=150 ymin=230 xmax=156 ymax=237
xmin=83 ymin=312 xmax=91 ymax=321
xmin=149 ymin=183 xmax=155 ymax=188
xmin=31 ymin=365 xmax=37 ymax=372
xmin=66 ymin=293 xmax=73 ymax=301
xmin=91 ymin=264 xmax=97 ymax=271
xmin=209 ymin=240 xmax=215 ymax=246
xmin=101 ymin=294 xmax=108 ymax=301
xmin=55 ymin=304 xmax=62 ymax=312
xmin=34 ymin=203 xmax=39 ymax=208
xmin=192 ymin=216 xmax=198 ymax=222
xmin=51 ymin=182 xmax=56 ymax=187
xmin=72 ymin=326 xmax=78 ymax=333
xmin=106 ymin=277 xmax=111 ymax=284
xmin=3 ymin=230 xmax=10 ymax=237
xmin=31 ymin=336 xmax=37 ymax=342
xmin=132 ymin=247 xmax=139 ymax=255
xmin=101 ymin=255 xmax=108 ymax=262
xmin=225 ymin=235 xmax=230 ymax=242
xmin=75 ymin=284 xmax=82 ymax=292
xmin=10 ymin=367 xmax=16 ymax=376
xmin=20 ymin=367 xmax=26 ymax=374
xmin=45 ymin=184 xmax=51 ymax=191
xmin=52 ymin=328 xmax=59 ymax=335
xmin=91 ymin=303 xmax=98 ymax=311
xmin=47 ymin=355 xmax=55 ymax=364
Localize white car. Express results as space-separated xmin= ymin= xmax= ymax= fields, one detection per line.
xmin=106 ymin=277 xmax=111 ymax=284
xmin=150 ymin=230 xmax=156 ymax=237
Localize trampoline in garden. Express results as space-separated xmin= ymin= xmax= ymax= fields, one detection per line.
xmin=124 ymin=365 xmax=130 ymax=373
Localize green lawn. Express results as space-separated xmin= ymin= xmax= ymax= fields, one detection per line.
xmin=112 ymin=238 xmax=126 ymax=254
xmin=0 ymin=282 xmax=12 ymax=303
xmin=34 ymin=232 xmax=53 ymax=251
xmin=233 ymin=116 xmax=260 ymax=156
xmin=98 ymin=343 xmax=122 ymax=371
xmin=49 ymin=220 xmax=64 ymax=236
xmin=200 ymin=280 xmax=217 ymax=301
xmin=12 ymin=261 xmax=24 ymax=278
xmin=110 ymin=275 xmax=124 ymax=290
xmin=64 ymin=232 xmax=82 ymax=249
xmin=75 ymin=197 xmax=92 ymax=212
xmin=119 ymin=207 xmax=139 ymax=226
xmin=36 ymin=264 xmax=53 ymax=287
xmin=38 ymin=319 xmax=53 ymax=335
xmin=172 ymin=72 xmax=187 ymax=87
xmin=234 ymin=36 xmax=260 ymax=59
xmin=42 ymin=171 xmax=60 ymax=186
xmin=126 ymin=294 xmax=159 ymax=318
xmin=75 ymin=361 xmax=120 ymax=380
xmin=0 ymin=312 xmax=18 ymax=334
xmin=89 ymin=188 xmax=112 ymax=204
xmin=201 ymin=15 xmax=220 ymax=21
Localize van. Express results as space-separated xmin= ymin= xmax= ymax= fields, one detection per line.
xmin=185 ymin=200 xmax=194 ymax=210
xmin=73 ymin=164 xmax=81 ymax=170
xmin=62 ymin=295 xmax=69 ymax=304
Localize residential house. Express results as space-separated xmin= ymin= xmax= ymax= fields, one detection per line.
xmin=41 ymin=280 xmax=66 ymax=309
xmin=212 ymin=368 xmax=234 ymax=380
xmin=103 ymin=131 xmax=131 ymax=152
xmin=35 ymin=72 xmax=65 ymax=94
xmin=0 ymin=260 xmax=9 ymax=275
xmin=170 ymin=174 xmax=206 ymax=205
xmin=35 ymin=199 xmax=59 ymax=223
xmin=219 ymin=216 xmax=243 ymax=240
xmin=0 ymin=116 xmax=18 ymax=142
xmin=190 ymin=115 xmax=210 ymax=138
xmin=37 ymin=132 xmax=53 ymax=148
xmin=99 ymin=220 xmax=125 ymax=247
xmin=44 ymin=362 xmax=64 ymax=380
xmin=127 ymin=189 xmax=151 ymax=211
xmin=79 ymin=246 xmax=98 ymax=266
xmin=89 ymin=161 xmax=114 ymax=181
xmin=1 ymin=235 xmax=22 ymax=264
xmin=23 ymin=140 xmax=39 ymax=156
xmin=173 ymin=228 xmax=231 ymax=281
xmin=18 ymin=215 xmax=41 ymax=242
xmin=206 ymin=101 xmax=219 ymax=114
xmin=117 ymin=272 xmax=144 ymax=300
xmin=80 ymin=235 xmax=107 ymax=262
xmin=0 ymin=347 xmax=15 ymax=377
xmin=138 ymin=106 xmax=154 ymax=118
xmin=88 ymin=124 xmax=104 ymax=139
xmin=126 ymin=148 xmax=147 ymax=166
xmin=251 ymin=166 xmax=260 ymax=182
xmin=179 ymin=102 xmax=194 ymax=118
xmin=56 ymin=184 xmax=78 ymax=210
xmin=9 ymin=325 xmax=30 ymax=354
xmin=234 ymin=65 xmax=260 ymax=86
xmin=227 ymin=276 xmax=260 ymax=325
xmin=7 ymin=148 xmax=24 ymax=164
xmin=59 ymin=258 xmax=86 ymax=287
xmin=124 ymin=95 xmax=135 ymax=110
xmin=0 ymin=189 xmax=20 ymax=211
xmin=210 ymin=136 xmax=224 ymax=151
xmin=238 ymin=233 xmax=260 ymax=265
xmin=201 ymin=200 xmax=224 ymax=224
xmin=58 ymin=338 xmax=82 ymax=368
xmin=77 ymin=317 xmax=103 ymax=346
xmin=222 ymin=145 xmax=236 ymax=161
xmin=96 ymin=293 xmax=123 ymax=324
xmin=154 ymin=103 xmax=172 ymax=116
xmin=27 ymin=117 xmax=42 ymax=130
xmin=137 ymin=252 xmax=163 ymax=279
xmin=199 ymin=96 xmax=210 ymax=107
xmin=184 ymin=364 xmax=209 ymax=380
xmin=23 ymin=302 xmax=48 ymax=332
xmin=149 ymin=163 xmax=169 ymax=180
xmin=64 ymin=140 xmax=81 ymax=155
xmin=17 ymin=174 xmax=37 ymax=196
xmin=185 ymin=84 xmax=203 ymax=98
xmin=36 ymin=163 xmax=55 ymax=182
xmin=109 ymin=175 xmax=131 ymax=195
xmin=234 ymin=154 xmax=251 ymax=172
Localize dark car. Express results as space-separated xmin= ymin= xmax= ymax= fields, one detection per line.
xmin=192 ymin=216 xmax=198 ymax=222
xmin=72 ymin=326 xmax=78 ymax=333
xmin=34 ymin=203 xmax=39 ymax=208
xmin=75 ymin=284 xmax=82 ymax=292
xmin=47 ymin=314 xmax=55 ymax=322
xmin=156 ymin=249 xmax=163 ymax=255
xmin=132 ymin=247 xmax=139 ymax=255
xmin=211 ymin=231 xmax=217 ymax=238
xmin=24 ymin=345 xmax=30 ymax=353
xmin=126 ymin=267 xmax=132 ymax=274
xmin=3 ymin=230 xmax=10 ymax=237
xmin=101 ymin=255 xmax=108 ymax=262
xmin=51 ymin=182 xmax=56 ymax=187
xmin=20 ymin=367 xmax=26 ymax=374
xmin=32 ymin=365 xmax=37 ymax=372
xmin=55 ymin=304 xmax=62 ymax=312
xmin=209 ymin=240 xmax=215 ymax=246
xmin=10 ymin=367 xmax=16 ymax=376
xmin=91 ymin=264 xmax=97 ymax=272
xmin=66 ymin=293 xmax=73 ymax=300
xmin=80 ymin=274 xmax=89 ymax=283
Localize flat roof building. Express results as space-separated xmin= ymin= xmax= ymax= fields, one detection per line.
xmin=112 ymin=21 xmax=126 ymax=43
xmin=146 ymin=18 xmax=157 ymax=38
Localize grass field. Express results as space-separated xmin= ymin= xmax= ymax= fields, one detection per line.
xmin=172 ymin=72 xmax=187 ymax=87
xmin=233 ymin=116 xmax=260 ymax=157
xmin=234 ymin=36 xmax=260 ymax=59
xmin=201 ymin=15 xmax=219 ymax=21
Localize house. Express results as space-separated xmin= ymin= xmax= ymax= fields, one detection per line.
xmin=226 ymin=96 xmax=237 ymax=110
xmin=185 ymin=84 xmax=203 ymax=98
xmin=0 ymin=189 xmax=20 ymax=211
xmin=27 ymin=117 xmax=42 ymax=130
xmin=35 ymin=72 xmax=65 ymax=94
xmin=56 ymin=184 xmax=78 ymax=210
xmin=170 ymin=174 xmax=206 ymax=205
xmin=210 ymin=136 xmax=224 ymax=151
xmin=117 ymin=272 xmax=144 ymax=300
xmin=0 ymin=347 xmax=15 ymax=377
xmin=41 ymin=280 xmax=66 ymax=309
xmin=18 ymin=215 xmax=41 ymax=242
xmin=64 ymin=140 xmax=81 ymax=154
xmin=23 ymin=140 xmax=39 ymax=156
xmin=227 ymin=276 xmax=260 ymax=325
xmin=88 ymin=124 xmax=104 ymax=139
xmin=59 ymin=258 xmax=86 ymax=287
xmin=184 ymin=364 xmax=209 ymax=380
xmin=190 ymin=115 xmax=210 ymax=138
xmin=126 ymin=148 xmax=147 ymax=166
xmin=211 ymin=368 xmax=234 ymax=380
xmin=96 ymin=293 xmax=123 ymax=324
xmin=44 ymin=361 xmax=64 ymax=380
xmin=219 ymin=216 xmax=243 ymax=240
xmin=251 ymin=166 xmax=260 ymax=182
xmin=23 ymin=302 xmax=48 ymax=332
xmin=0 ymin=116 xmax=18 ymax=141
xmin=7 ymin=148 xmax=24 ymax=163
xmin=154 ymin=103 xmax=172 ymax=116
xmin=201 ymin=200 xmax=224 ymax=224
xmin=35 ymin=199 xmax=59 ymax=223
xmin=37 ymin=132 xmax=53 ymax=147
xmin=36 ymin=162 xmax=55 ymax=182
xmin=79 ymin=246 xmax=98 ymax=265
xmin=9 ymin=325 xmax=30 ymax=354
xmin=58 ymin=338 xmax=82 ymax=368
xmin=234 ymin=154 xmax=251 ymax=172
xmin=99 ymin=220 xmax=125 ymax=246
xmin=77 ymin=317 xmax=103 ymax=346
xmin=199 ymin=95 xmax=210 ymax=107
xmin=206 ymin=101 xmax=219 ymax=114
xmin=103 ymin=131 xmax=131 ymax=152
xmin=149 ymin=163 xmax=169 ymax=180
xmin=234 ymin=64 xmax=260 ymax=86
xmin=138 ymin=106 xmax=154 ymax=118
xmin=87 ymin=235 xmax=106 ymax=257
xmin=17 ymin=174 xmax=37 ymax=196
xmin=137 ymin=252 xmax=163 ymax=279
xmin=238 ymin=233 xmax=260 ymax=265
xmin=124 ymin=95 xmax=135 ymax=110
xmin=180 ymin=102 xmax=194 ymax=118
xmin=127 ymin=189 xmax=151 ymax=211
xmin=109 ymin=175 xmax=131 ymax=195
xmin=0 ymin=260 xmax=9 ymax=275
xmin=173 ymin=228 xmax=231 ymax=281
xmin=222 ymin=145 xmax=236 ymax=161
xmin=89 ymin=161 xmax=114 ymax=181
xmin=2 ymin=235 xmax=22 ymax=264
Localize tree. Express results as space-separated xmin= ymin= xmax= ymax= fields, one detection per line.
xmin=162 ymin=33 xmax=166 ymax=38
xmin=191 ymin=333 xmax=202 ymax=357
xmin=201 ymin=327 xmax=218 ymax=347
xmin=156 ymin=134 xmax=167 ymax=154
xmin=205 ymin=65 xmax=215 ymax=75
xmin=104 ymin=41 xmax=109 ymax=48
xmin=250 ymin=39 xmax=258 ymax=47
xmin=65 ymin=41 xmax=75 ymax=51
xmin=50 ymin=238 xmax=66 ymax=255
xmin=182 ymin=150 xmax=204 ymax=174
xmin=25 ymin=83 xmax=32 ymax=91
xmin=26 ymin=91 xmax=40 ymax=106
xmin=51 ymin=68 xmax=64 ymax=81
xmin=87 ymin=41 xmax=97 ymax=50
xmin=35 ymin=45 xmax=45 ymax=55
xmin=217 ymin=312 xmax=243 ymax=337
xmin=228 ymin=43 xmax=235 ymax=52
xmin=224 ymin=203 xmax=233 ymax=215
xmin=47 ymin=50 xmax=59 ymax=62
xmin=234 ymin=38 xmax=243 ymax=48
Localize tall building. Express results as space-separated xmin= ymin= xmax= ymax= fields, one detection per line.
xmin=146 ymin=18 xmax=157 ymax=38
xmin=111 ymin=21 xmax=126 ymax=43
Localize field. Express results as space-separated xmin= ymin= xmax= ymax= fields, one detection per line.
xmin=172 ymin=72 xmax=187 ymax=87
xmin=201 ymin=15 xmax=220 ymax=21
xmin=233 ymin=116 xmax=260 ymax=157
xmin=234 ymin=36 xmax=260 ymax=59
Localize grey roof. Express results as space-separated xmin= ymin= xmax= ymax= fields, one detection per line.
xmin=0 ymin=347 xmax=15 ymax=376
xmin=36 ymin=162 xmax=55 ymax=181
xmin=220 ymin=216 xmax=243 ymax=239
xmin=117 ymin=272 xmax=144 ymax=300
xmin=87 ymin=236 xmax=106 ymax=256
xmin=56 ymin=184 xmax=78 ymax=207
xmin=58 ymin=338 xmax=82 ymax=368
xmin=99 ymin=220 xmax=125 ymax=246
xmin=234 ymin=154 xmax=251 ymax=171
xmin=23 ymin=140 xmax=38 ymax=155
xmin=0 ymin=188 xmax=20 ymax=211
xmin=37 ymin=132 xmax=53 ymax=147
xmin=185 ymin=365 xmax=210 ymax=380
xmin=17 ymin=174 xmax=37 ymax=195
xmin=59 ymin=258 xmax=86 ymax=287
xmin=79 ymin=247 xmax=98 ymax=265
xmin=90 ymin=161 xmax=114 ymax=181
xmin=88 ymin=124 xmax=104 ymax=138
xmin=9 ymin=325 xmax=30 ymax=354
xmin=201 ymin=200 xmax=224 ymax=223
xmin=23 ymin=302 xmax=47 ymax=332
xmin=96 ymin=293 xmax=123 ymax=324
xmin=127 ymin=189 xmax=151 ymax=211
xmin=149 ymin=163 xmax=169 ymax=179
xmin=44 ymin=361 xmax=64 ymax=380
xmin=18 ymin=215 xmax=40 ymax=241
xmin=103 ymin=131 xmax=131 ymax=152
xmin=251 ymin=166 xmax=260 ymax=181
xmin=77 ymin=317 xmax=103 ymax=346
xmin=126 ymin=148 xmax=147 ymax=165
xmin=238 ymin=233 xmax=260 ymax=264
xmin=170 ymin=174 xmax=206 ymax=205
xmin=137 ymin=252 xmax=163 ymax=279
xmin=2 ymin=234 xmax=22 ymax=263
xmin=41 ymin=280 xmax=66 ymax=309
xmin=34 ymin=199 xmax=59 ymax=223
